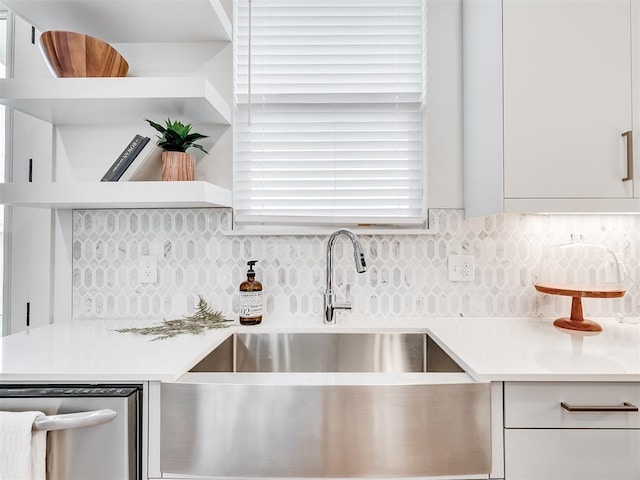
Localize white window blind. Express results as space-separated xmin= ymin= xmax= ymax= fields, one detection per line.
xmin=233 ymin=0 xmax=425 ymax=225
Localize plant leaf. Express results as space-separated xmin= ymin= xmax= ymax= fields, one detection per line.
xmin=184 ymin=133 xmax=209 ymax=142
xmin=145 ymin=118 xmax=166 ymax=132
xmin=145 ymin=118 xmax=208 ymax=154
xmin=189 ymin=144 xmax=209 ymax=154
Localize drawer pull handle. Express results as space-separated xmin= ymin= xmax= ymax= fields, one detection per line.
xmin=561 ymin=401 xmax=638 ymax=412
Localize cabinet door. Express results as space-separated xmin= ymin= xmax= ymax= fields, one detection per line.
xmin=505 ymin=429 xmax=640 ymax=479
xmin=503 ymin=0 xmax=633 ymax=199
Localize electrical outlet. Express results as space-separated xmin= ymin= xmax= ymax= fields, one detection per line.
xmin=139 ymin=255 xmax=158 ymax=284
xmin=448 ymin=254 xmax=475 ymax=282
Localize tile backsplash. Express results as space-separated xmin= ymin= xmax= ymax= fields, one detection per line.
xmin=72 ymin=208 xmax=640 ymax=322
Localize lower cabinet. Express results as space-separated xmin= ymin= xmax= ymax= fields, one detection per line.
xmin=505 ymin=429 xmax=640 ymax=479
xmin=504 ymin=382 xmax=640 ymax=480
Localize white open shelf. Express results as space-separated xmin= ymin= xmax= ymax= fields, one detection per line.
xmin=0 ymin=181 xmax=232 ymax=209
xmin=0 ymin=77 xmax=232 ymax=126
xmin=2 ymin=0 xmax=231 ymax=43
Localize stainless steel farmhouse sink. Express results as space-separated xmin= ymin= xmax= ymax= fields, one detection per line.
xmin=161 ymin=332 xmax=491 ymax=478
xmin=190 ymin=331 xmax=464 ymax=373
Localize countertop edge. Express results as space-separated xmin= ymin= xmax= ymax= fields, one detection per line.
xmin=1 ymin=317 xmax=639 ymax=383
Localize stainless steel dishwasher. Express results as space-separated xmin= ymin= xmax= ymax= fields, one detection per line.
xmin=0 ymin=385 xmax=141 ymax=479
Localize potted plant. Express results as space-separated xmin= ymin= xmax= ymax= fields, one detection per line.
xmin=145 ymin=118 xmax=209 ymax=181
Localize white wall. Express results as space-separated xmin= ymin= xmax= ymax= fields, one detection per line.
xmin=427 ymin=0 xmax=464 ymax=209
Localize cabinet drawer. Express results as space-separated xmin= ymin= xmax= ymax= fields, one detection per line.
xmin=505 ymin=382 xmax=640 ymax=428
xmin=505 ymin=429 xmax=640 ymax=480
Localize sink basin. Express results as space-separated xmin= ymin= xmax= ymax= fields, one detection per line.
xmin=189 ymin=332 xmax=464 ymax=373
xmin=161 ymin=331 xmax=491 ymax=478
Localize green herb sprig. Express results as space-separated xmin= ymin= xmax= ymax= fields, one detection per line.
xmin=115 ymin=295 xmax=232 ymax=341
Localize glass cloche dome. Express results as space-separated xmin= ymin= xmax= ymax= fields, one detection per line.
xmin=534 ymin=233 xmax=625 ymax=332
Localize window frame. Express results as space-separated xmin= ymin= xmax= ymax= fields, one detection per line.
xmin=231 ymin=0 xmax=428 ymax=230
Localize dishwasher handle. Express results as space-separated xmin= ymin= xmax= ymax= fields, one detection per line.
xmin=33 ymin=408 xmax=117 ymax=431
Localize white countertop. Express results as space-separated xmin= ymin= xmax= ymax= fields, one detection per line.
xmin=0 ymin=316 xmax=638 ymax=383
xmin=0 ymin=319 xmax=232 ymax=382
xmin=424 ymin=316 xmax=640 ymax=382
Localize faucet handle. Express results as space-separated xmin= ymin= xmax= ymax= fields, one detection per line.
xmin=332 ymin=284 xmax=353 ymax=311
xmin=338 ymin=284 xmax=353 ymax=310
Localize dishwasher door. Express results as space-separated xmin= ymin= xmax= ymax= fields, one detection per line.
xmin=0 ymin=385 xmax=140 ymax=480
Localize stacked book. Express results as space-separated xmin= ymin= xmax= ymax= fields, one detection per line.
xmin=101 ymin=134 xmax=163 ymax=182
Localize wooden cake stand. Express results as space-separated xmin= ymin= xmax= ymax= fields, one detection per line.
xmin=534 ymin=284 xmax=625 ymax=332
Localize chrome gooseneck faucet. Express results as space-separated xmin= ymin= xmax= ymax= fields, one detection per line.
xmin=324 ymin=229 xmax=367 ymax=324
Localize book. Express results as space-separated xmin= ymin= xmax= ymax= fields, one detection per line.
xmin=118 ymin=141 xmax=164 ymax=182
xmin=101 ymin=135 xmax=150 ymax=182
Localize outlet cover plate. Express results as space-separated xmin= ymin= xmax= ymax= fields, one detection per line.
xmin=448 ymin=254 xmax=474 ymax=282
xmin=139 ymin=255 xmax=158 ymax=283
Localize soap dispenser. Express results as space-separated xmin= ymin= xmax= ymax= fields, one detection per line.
xmin=239 ymin=260 xmax=263 ymax=325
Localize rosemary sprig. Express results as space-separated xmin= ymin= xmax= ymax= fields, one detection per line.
xmin=114 ymin=295 xmax=233 ymax=341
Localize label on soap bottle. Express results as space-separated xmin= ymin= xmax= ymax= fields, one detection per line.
xmin=239 ymin=291 xmax=263 ymax=319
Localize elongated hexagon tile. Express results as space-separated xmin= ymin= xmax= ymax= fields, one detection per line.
xmin=72 ymin=208 xmax=640 ymax=321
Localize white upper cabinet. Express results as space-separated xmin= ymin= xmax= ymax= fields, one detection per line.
xmin=463 ymin=0 xmax=640 ymax=216
xmin=504 ymin=0 xmax=632 ymax=199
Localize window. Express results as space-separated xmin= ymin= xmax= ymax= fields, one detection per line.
xmin=233 ymin=0 xmax=426 ymax=226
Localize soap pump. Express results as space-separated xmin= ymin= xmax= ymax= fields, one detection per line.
xmin=239 ymin=260 xmax=263 ymax=325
